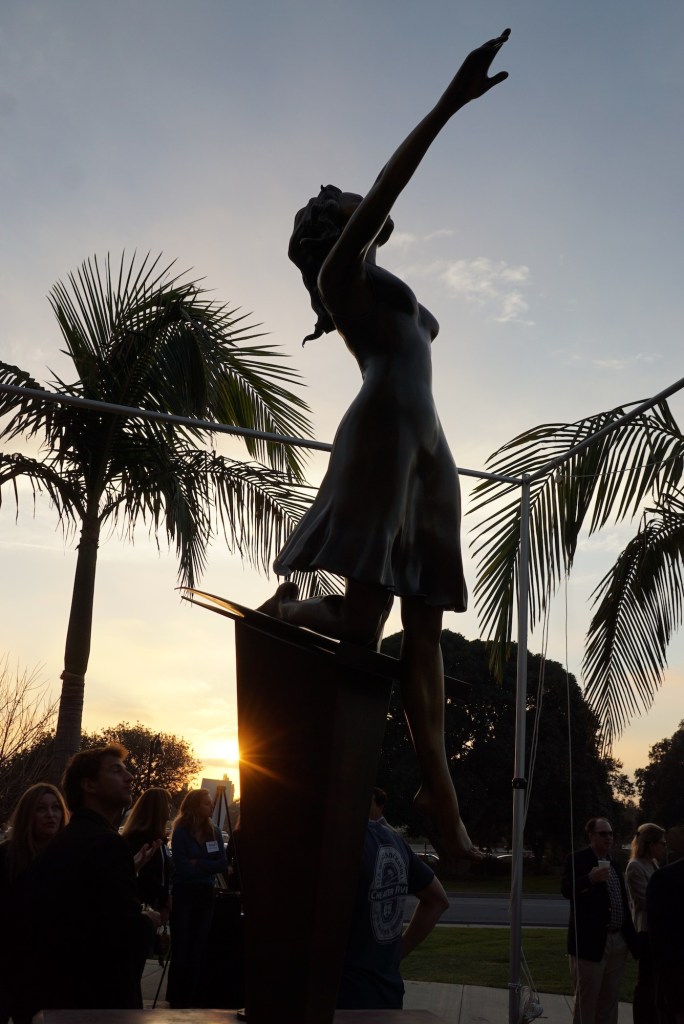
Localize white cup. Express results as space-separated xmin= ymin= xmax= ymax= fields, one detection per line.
xmin=598 ymin=859 xmax=610 ymax=871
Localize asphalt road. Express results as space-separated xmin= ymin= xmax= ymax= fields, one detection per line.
xmin=404 ymin=893 xmax=569 ymax=928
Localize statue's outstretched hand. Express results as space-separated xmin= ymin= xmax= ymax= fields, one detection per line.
xmin=446 ymin=29 xmax=510 ymax=109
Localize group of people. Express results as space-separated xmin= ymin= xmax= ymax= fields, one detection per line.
xmin=563 ymin=815 xmax=684 ymax=1024
xmin=0 ymin=744 xmax=228 ymax=1021
xmin=0 ymin=752 xmax=443 ymax=1019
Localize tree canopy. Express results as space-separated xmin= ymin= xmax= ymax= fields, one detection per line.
xmin=378 ymin=630 xmax=625 ymax=861
xmin=635 ymin=720 xmax=684 ymax=829
xmin=80 ymin=721 xmax=202 ymax=799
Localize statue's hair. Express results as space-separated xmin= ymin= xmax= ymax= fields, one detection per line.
xmin=288 ymin=184 xmax=349 ymax=345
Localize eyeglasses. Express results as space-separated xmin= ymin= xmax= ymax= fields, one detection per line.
xmin=593 ymin=830 xmax=613 ymax=838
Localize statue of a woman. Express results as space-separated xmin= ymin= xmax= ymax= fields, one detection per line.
xmin=261 ymin=30 xmax=510 ymax=861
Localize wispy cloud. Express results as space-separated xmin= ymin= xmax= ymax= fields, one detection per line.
xmin=558 ymin=350 xmax=661 ymax=370
xmin=424 ymin=228 xmax=454 ymax=242
xmin=439 ymin=257 xmax=533 ymax=324
xmin=385 ymin=231 xmax=418 ymax=251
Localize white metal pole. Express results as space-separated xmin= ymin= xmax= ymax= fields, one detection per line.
xmin=509 ymin=475 xmax=531 ymax=1024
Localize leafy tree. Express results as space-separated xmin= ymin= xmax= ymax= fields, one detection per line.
xmin=81 ymin=721 xmax=202 ymax=800
xmin=378 ymin=630 xmax=622 ymax=863
xmin=0 ymin=252 xmax=321 ymax=781
xmin=470 ymin=398 xmax=684 ymax=750
xmin=635 ymin=721 xmax=684 ymax=828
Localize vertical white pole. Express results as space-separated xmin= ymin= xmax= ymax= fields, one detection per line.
xmin=509 ymin=475 xmax=531 ymax=1024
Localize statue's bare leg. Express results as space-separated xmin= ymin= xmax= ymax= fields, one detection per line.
xmin=259 ymin=578 xmax=393 ymax=649
xmin=399 ymin=596 xmax=481 ymax=863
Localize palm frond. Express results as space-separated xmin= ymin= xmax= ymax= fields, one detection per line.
xmin=0 ymin=452 xmax=84 ymax=526
xmin=583 ymin=491 xmax=684 ymax=750
xmin=48 ymin=253 xmax=313 ymax=479
xmin=97 ymin=436 xmax=336 ymax=594
xmin=0 ymin=362 xmax=55 ymax=444
xmin=470 ymin=400 xmax=684 ymax=681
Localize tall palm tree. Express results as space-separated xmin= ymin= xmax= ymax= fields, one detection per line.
xmin=0 ymin=252 xmax=327 ymax=781
xmin=469 ymin=397 xmax=684 ymax=751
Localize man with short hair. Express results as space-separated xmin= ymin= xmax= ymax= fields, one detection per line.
xmin=35 ymin=743 xmax=159 ymax=1010
xmin=561 ymin=816 xmax=637 ymax=1024
xmin=369 ymin=787 xmax=388 ymax=824
xmin=647 ymin=856 xmax=684 ymax=1024
xmin=337 ymin=796 xmax=449 ymax=1010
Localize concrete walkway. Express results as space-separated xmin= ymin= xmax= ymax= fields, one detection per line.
xmin=141 ymin=961 xmax=632 ymax=1022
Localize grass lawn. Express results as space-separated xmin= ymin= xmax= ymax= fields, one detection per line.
xmin=402 ymin=927 xmax=637 ymax=1003
xmin=440 ymin=872 xmax=562 ymax=895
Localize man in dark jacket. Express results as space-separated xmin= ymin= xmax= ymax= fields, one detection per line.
xmin=34 ymin=743 xmax=160 ymax=1010
xmin=647 ymin=856 xmax=684 ymax=1024
xmin=561 ymin=816 xmax=638 ymax=1024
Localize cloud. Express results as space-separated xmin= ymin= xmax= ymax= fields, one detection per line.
xmin=557 ymin=350 xmax=661 ymax=371
xmin=385 ymin=231 xmax=417 ymax=251
xmin=592 ymin=353 xmax=659 ymax=370
xmin=439 ymin=257 xmax=533 ymax=324
xmin=424 ymin=228 xmax=454 ymax=242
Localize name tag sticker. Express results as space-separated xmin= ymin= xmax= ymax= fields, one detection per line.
xmin=206 ymin=840 xmax=219 ymax=854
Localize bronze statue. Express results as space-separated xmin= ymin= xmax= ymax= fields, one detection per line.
xmin=261 ymin=29 xmax=510 ymax=861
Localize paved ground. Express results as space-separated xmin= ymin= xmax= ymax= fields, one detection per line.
xmin=141 ymin=961 xmax=632 ymax=1022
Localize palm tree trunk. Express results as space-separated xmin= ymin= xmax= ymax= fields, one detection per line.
xmin=51 ymin=512 xmax=101 ymax=784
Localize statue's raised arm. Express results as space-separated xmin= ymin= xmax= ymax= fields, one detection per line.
xmin=319 ymin=29 xmax=510 ymax=307
xmin=261 ymin=30 xmax=510 ymax=863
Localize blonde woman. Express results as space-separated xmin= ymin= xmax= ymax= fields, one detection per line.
xmin=167 ymin=789 xmax=227 ymax=1008
xmin=625 ymin=822 xmax=667 ymax=1024
xmin=0 ymin=784 xmax=69 ymax=1024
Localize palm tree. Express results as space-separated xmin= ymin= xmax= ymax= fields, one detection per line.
xmin=0 ymin=252 xmax=328 ymax=781
xmin=469 ymin=395 xmax=684 ymax=751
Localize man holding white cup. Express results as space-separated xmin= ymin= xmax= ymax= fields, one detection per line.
xmin=561 ymin=817 xmax=638 ymax=1023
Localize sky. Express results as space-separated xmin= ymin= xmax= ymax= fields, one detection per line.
xmin=1 ymin=0 xmax=684 ymax=801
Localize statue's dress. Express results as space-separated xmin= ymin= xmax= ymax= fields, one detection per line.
xmin=274 ymin=265 xmax=467 ymax=611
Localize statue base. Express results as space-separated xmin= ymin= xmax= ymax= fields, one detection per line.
xmin=45 ymin=1010 xmax=450 ymax=1022
xmin=186 ymin=592 xmax=403 ymax=1024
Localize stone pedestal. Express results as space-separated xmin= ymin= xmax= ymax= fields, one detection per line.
xmin=45 ymin=1011 xmax=449 ymax=1022
xmin=187 ymin=593 xmax=399 ymax=1024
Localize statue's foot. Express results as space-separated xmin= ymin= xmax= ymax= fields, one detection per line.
xmin=414 ymin=786 xmax=483 ymax=865
xmin=257 ymin=581 xmax=299 ymax=619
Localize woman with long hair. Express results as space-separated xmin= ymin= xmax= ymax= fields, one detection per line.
xmin=166 ymin=789 xmax=228 ymax=1008
xmin=260 ymin=29 xmax=510 ymax=862
xmin=0 ymin=783 xmax=69 ymax=1024
xmin=122 ymin=787 xmax=172 ymax=920
xmin=625 ymin=822 xmax=667 ymax=1024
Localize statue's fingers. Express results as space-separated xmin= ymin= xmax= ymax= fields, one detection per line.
xmin=483 ymin=27 xmax=511 ymax=50
xmin=486 ymin=71 xmax=509 ymax=90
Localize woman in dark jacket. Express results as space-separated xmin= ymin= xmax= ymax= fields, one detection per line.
xmin=166 ymin=789 xmax=228 ymax=1008
xmin=122 ymin=787 xmax=172 ymax=919
xmin=0 ymin=783 xmax=69 ymax=1024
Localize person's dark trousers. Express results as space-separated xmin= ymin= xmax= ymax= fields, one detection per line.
xmin=167 ymin=884 xmax=215 ymax=1008
xmin=633 ymin=931 xmax=656 ymax=1024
